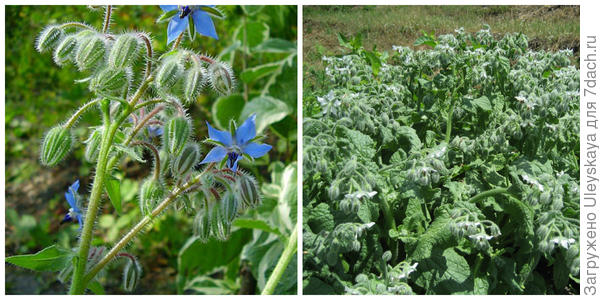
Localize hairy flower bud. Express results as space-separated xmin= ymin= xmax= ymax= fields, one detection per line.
xmin=208 ymin=61 xmax=235 ymax=95
xmin=139 ymin=179 xmax=165 ymax=215
xmin=235 ymin=173 xmax=261 ymax=209
xmin=84 ymin=127 xmax=103 ymax=162
xmin=183 ymin=66 xmax=207 ymax=104
xmin=220 ymin=191 xmax=240 ymax=223
xmin=108 ymin=33 xmax=140 ymax=68
xmin=122 ymin=257 xmax=142 ymax=292
xmin=53 ymin=34 xmax=78 ymax=65
xmin=382 ymin=250 xmax=392 ymax=262
xmin=193 ymin=208 xmax=211 ymax=242
xmin=163 ymin=117 xmax=191 ymax=155
xmin=36 ymin=25 xmax=64 ymax=53
xmin=41 ymin=126 xmax=73 ymax=167
xmin=210 ymin=203 xmax=231 ymax=241
xmin=75 ymin=34 xmax=106 ymax=71
xmin=171 ymin=143 xmax=201 ymax=178
xmin=90 ymin=67 xmax=130 ymax=95
xmin=156 ymin=58 xmax=183 ymax=91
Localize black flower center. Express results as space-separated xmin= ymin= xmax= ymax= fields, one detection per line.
xmin=180 ymin=6 xmax=192 ymax=19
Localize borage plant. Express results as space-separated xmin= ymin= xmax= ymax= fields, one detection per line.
xmin=303 ymin=26 xmax=579 ymax=294
xmin=6 ymin=5 xmax=282 ymax=295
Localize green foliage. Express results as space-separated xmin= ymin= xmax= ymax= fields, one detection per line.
xmin=303 ymin=27 xmax=579 ymax=294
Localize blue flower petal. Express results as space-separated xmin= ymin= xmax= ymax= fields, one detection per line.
xmin=167 ymin=15 xmax=189 ymax=44
xmin=243 ymin=142 xmax=272 ymax=158
xmin=160 ymin=5 xmax=178 ymax=12
xmin=206 ymin=121 xmax=233 ymax=146
xmin=191 ymin=10 xmax=218 ymax=40
xmin=65 ymin=180 xmax=80 ymax=212
xmin=76 ymin=215 xmax=83 ymax=230
xmin=200 ymin=146 xmax=228 ymax=164
xmin=235 ymin=114 xmax=256 ymax=145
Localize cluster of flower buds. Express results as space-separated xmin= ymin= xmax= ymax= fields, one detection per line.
xmin=36 ymin=24 xmax=154 ymax=98
xmin=521 ymin=172 xmax=571 ymax=211
xmin=347 ymin=267 xmax=415 ymax=295
xmin=386 ymin=261 xmax=419 ymax=282
xmin=193 ymin=172 xmax=261 ymax=242
xmin=154 ymin=50 xmax=235 ymax=102
xmin=536 ymin=210 xmax=578 ymax=259
xmin=340 ymin=190 xmax=377 ymax=214
xmin=448 ymin=206 xmax=501 ymax=251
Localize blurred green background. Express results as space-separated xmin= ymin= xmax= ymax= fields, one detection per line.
xmin=5 ymin=5 xmax=297 ymax=294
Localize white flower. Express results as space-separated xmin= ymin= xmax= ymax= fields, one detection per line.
xmin=522 ymin=174 xmax=544 ymax=192
xmin=469 ymin=233 xmax=494 ymax=241
xmin=345 ymin=191 xmax=377 ymax=200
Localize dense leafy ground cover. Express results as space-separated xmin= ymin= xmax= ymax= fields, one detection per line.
xmin=303 ymin=27 xmax=579 ymax=294
xmin=5 ymin=5 xmax=297 ymax=294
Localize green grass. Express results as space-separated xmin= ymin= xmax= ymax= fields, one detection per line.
xmin=303 ymin=5 xmax=580 ymax=75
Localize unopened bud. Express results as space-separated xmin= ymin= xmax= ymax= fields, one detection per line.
xmin=171 ymin=143 xmax=201 ymax=178
xmin=122 ymin=257 xmax=142 ymax=292
xmin=84 ymin=127 xmax=103 ymax=162
xmin=193 ymin=208 xmax=211 ymax=242
xmin=139 ymin=179 xmax=165 ymax=215
xmin=108 ymin=33 xmax=140 ymax=68
xmin=210 ymin=203 xmax=231 ymax=241
xmin=90 ymin=67 xmax=130 ymax=95
xmin=75 ymin=34 xmax=106 ymax=70
xmin=53 ymin=34 xmax=78 ymax=65
xmin=183 ymin=67 xmax=207 ymax=104
xmin=220 ymin=191 xmax=240 ymax=223
xmin=235 ymin=174 xmax=261 ymax=209
xmin=156 ymin=58 xmax=183 ymax=91
xmin=163 ymin=117 xmax=191 ymax=155
xmin=382 ymin=250 xmax=392 ymax=262
xmin=41 ymin=126 xmax=73 ymax=167
xmin=208 ymin=61 xmax=235 ymax=95
xmin=36 ymin=25 xmax=64 ymax=53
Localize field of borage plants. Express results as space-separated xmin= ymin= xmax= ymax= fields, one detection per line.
xmin=303 ymin=27 xmax=579 ymax=294
xmin=5 ymin=5 xmax=297 ymax=295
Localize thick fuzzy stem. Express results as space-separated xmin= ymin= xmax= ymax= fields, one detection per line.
xmin=469 ymin=187 xmax=511 ymax=203
xmin=69 ymin=101 xmax=118 ymax=294
xmin=262 ymin=224 xmax=298 ymax=295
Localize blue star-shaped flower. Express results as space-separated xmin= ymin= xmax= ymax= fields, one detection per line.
xmin=160 ymin=5 xmax=219 ymax=44
xmin=61 ymin=180 xmax=84 ymax=230
xmin=200 ymin=114 xmax=272 ymax=171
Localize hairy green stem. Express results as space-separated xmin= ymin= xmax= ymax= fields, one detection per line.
xmin=70 ymin=77 xmax=153 ymax=294
xmin=69 ymin=101 xmax=118 ymax=294
xmin=445 ymin=97 xmax=457 ymax=144
xmin=131 ymin=141 xmax=161 ymax=181
xmin=64 ymin=98 xmax=101 ymax=128
xmin=102 ymin=5 xmax=112 ymax=34
xmin=262 ymin=223 xmax=298 ymax=295
xmin=82 ymin=163 xmax=216 ymax=284
xmin=377 ymin=194 xmax=397 ymax=263
xmin=469 ymin=187 xmax=510 ymax=203
xmin=172 ymin=32 xmax=184 ymax=50
xmin=136 ymin=32 xmax=153 ymax=79
xmin=59 ymin=22 xmax=95 ymax=31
